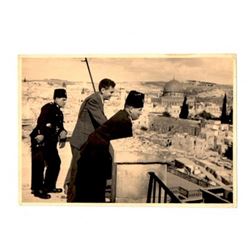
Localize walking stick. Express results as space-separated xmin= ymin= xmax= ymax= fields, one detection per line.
xmin=81 ymin=58 xmax=96 ymax=93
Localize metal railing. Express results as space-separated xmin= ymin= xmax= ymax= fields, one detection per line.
xmin=200 ymin=187 xmax=232 ymax=203
xmin=167 ymin=165 xmax=210 ymax=187
xmin=146 ymin=172 xmax=181 ymax=203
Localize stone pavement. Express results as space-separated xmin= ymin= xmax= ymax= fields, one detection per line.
xmin=20 ymin=139 xmax=112 ymax=204
xmin=20 ymin=139 xmax=71 ymax=204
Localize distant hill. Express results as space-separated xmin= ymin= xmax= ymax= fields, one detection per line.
xmin=23 ymin=78 xmax=233 ymax=100
xmin=23 ymin=78 xmax=81 ymax=85
xmin=142 ymin=80 xmax=233 ymax=98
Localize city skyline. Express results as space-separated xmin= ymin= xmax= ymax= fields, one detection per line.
xmin=21 ymin=56 xmax=235 ymax=85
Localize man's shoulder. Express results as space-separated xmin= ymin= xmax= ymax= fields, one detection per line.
xmin=108 ymin=110 xmax=129 ymax=123
xmin=85 ymin=92 xmax=102 ymax=105
xmin=41 ymin=102 xmax=61 ymax=113
xmin=41 ymin=102 xmax=54 ymax=110
xmin=89 ymin=92 xmax=101 ymax=101
xmin=113 ymin=110 xmax=128 ymax=118
xmin=81 ymin=92 xmax=97 ymax=103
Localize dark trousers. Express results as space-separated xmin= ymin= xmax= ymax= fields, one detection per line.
xmin=74 ymin=173 xmax=107 ymax=202
xmin=66 ymin=146 xmax=81 ymax=202
xmin=31 ymin=147 xmax=45 ymax=191
xmin=31 ymin=142 xmax=61 ymax=191
xmin=64 ymin=145 xmax=81 ymax=187
xmin=72 ymin=147 xmax=111 ymax=203
xmin=43 ymin=145 xmax=61 ymax=190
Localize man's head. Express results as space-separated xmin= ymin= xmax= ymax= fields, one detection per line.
xmin=99 ymin=78 xmax=116 ymax=101
xmin=124 ymin=90 xmax=145 ymax=120
xmin=53 ymin=88 xmax=67 ymax=108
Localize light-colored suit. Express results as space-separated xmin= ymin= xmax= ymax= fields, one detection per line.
xmin=64 ymin=92 xmax=108 ymax=188
xmin=70 ymin=92 xmax=108 ymax=149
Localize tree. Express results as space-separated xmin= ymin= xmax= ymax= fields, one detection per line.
xmin=224 ymin=143 xmax=233 ymax=160
xmin=196 ymin=110 xmax=213 ymax=120
xmin=220 ymin=93 xmax=228 ymax=123
xmin=179 ymin=95 xmax=189 ymax=119
xmin=228 ymin=108 xmax=233 ymax=125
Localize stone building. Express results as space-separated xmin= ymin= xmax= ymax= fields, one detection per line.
xmin=149 ymin=115 xmax=201 ymax=136
xmin=160 ymin=78 xmax=195 ymax=118
xmin=161 ymin=78 xmax=184 ymax=118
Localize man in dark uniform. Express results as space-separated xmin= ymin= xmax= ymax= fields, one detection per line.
xmin=30 ymin=89 xmax=67 ymax=199
xmin=68 ymin=90 xmax=144 ymax=202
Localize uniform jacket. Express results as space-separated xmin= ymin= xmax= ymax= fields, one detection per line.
xmin=70 ymin=109 xmax=133 ymax=202
xmin=70 ymin=92 xmax=107 ymax=150
xmin=30 ymin=102 xmax=66 ymax=146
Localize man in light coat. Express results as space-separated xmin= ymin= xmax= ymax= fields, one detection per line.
xmin=64 ymin=78 xmax=116 ymax=200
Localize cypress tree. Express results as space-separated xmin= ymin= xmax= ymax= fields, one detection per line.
xmin=179 ymin=95 xmax=189 ymax=119
xmin=224 ymin=143 xmax=233 ymax=160
xmin=220 ymin=94 xmax=228 ymax=123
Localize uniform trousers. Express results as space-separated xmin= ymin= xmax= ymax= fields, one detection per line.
xmin=31 ymin=141 xmax=61 ymax=191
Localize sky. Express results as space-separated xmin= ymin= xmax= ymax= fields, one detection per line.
xmin=21 ymin=55 xmax=235 ymax=85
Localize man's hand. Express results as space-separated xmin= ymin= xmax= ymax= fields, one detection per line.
xmin=35 ymin=134 xmax=44 ymax=143
xmin=59 ymin=130 xmax=67 ymax=139
xmin=59 ymin=141 xmax=66 ymax=148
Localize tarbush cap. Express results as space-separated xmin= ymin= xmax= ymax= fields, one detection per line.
xmin=53 ymin=89 xmax=67 ymax=99
xmin=125 ymin=90 xmax=144 ymax=108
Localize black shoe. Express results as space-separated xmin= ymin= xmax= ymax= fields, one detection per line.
xmin=31 ymin=189 xmax=43 ymax=195
xmin=33 ymin=190 xmax=51 ymax=199
xmin=47 ymin=188 xmax=63 ymax=193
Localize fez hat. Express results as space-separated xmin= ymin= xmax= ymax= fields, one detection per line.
xmin=53 ymin=89 xmax=67 ymax=99
xmin=125 ymin=90 xmax=145 ymax=108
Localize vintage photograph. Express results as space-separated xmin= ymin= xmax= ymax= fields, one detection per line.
xmin=19 ymin=55 xmax=236 ymax=205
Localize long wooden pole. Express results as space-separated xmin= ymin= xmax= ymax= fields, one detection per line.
xmin=81 ymin=58 xmax=96 ymax=93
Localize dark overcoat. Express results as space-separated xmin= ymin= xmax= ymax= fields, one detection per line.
xmin=69 ymin=109 xmax=133 ymax=202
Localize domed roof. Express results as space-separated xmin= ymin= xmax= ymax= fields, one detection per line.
xmin=163 ymin=78 xmax=185 ymax=93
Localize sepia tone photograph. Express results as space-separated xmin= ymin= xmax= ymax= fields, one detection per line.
xmin=19 ymin=55 xmax=236 ymax=206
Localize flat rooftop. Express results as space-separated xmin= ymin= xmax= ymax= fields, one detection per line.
xmin=166 ymin=172 xmax=201 ymax=190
